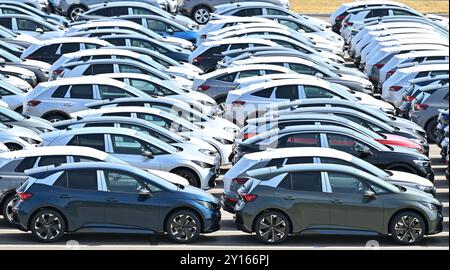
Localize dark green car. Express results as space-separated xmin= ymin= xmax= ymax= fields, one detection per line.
xmin=234 ymin=163 xmax=443 ymax=245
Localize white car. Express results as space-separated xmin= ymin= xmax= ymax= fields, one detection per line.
xmin=95 ymin=73 xmax=218 ymax=116
xmin=0 ymin=14 xmax=65 ymax=40
xmin=379 ymin=50 xmax=449 ymax=84
xmin=22 ymin=76 xmax=157 ymax=122
xmin=0 ymin=142 xmax=8 ymax=152
xmin=382 ymin=63 xmax=449 ymax=106
xmin=0 ymin=74 xmax=32 ymax=93
xmin=71 ymin=107 xmax=235 ymax=166
xmin=40 ymin=127 xmax=220 ymax=189
xmin=0 ymin=124 xmax=42 ymax=151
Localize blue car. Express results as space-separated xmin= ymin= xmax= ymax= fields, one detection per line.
xmin=121 ymin=15 xmax=199 ymax=43
xmin=12 ymin=162 xmax=221 ymax=243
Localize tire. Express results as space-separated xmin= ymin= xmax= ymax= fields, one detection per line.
xmin=390 ymin=211 xmax=425 ymax=245
xmin=30 ymin=209 xmax=66 ymax=243
xmin=255 ymin=211 xmax=290 ymax=244
xmin=192 ymin=6 xmax=211 ymax=24
xmin=425 ymin=118 xmax=438 ymax=143
xmin=44 ymin=113 xmax=68 ymax=123
xmin=165 ymin=209 xmax=201 ymax=243
xmin=68 ymin=5 xmax=87 ymax=21
xmin=1 ymin=194 xmax=19 ymax=226
xmin=172 ymin=168 xmax=200 ymax=188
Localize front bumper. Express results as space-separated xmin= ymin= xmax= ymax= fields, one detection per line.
xmin=203 ymin=208 xmax=221 ymax=233
xmin=427 ymin=209 xmax=444 ymax=235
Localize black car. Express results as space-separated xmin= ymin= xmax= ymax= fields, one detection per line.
xmin=235 ymin=125 xmax=434 ymax=181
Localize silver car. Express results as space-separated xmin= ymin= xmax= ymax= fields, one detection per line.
xmin=40 ymin=127 xmax=220 ymax=189
xmin=0 ymin=105 xmax=54 ymax=134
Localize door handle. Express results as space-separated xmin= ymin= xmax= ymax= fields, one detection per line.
xmin=284 ymin=196 xmax=296 ymax=200
xmin=332 ymin=199 xmax=343 ymax=204
xmin=59 ymin=194 xmax=71 ymax=199
xmin=106 ymin=198 xmax=118 ymax=203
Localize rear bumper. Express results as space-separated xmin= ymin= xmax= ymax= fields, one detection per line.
xmin=234 ymin=212 xmax=252 ymax=233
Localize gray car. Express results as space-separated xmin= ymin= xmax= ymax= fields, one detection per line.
xmin=180 ymin=0 xmax=290 ymax=24
xmin=409 ymin=85 xmax=449 ymax=142
xmin=234 ymin=163 xmax=443 ymax=245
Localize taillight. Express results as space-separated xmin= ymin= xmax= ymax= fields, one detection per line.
xmin=344 ymin=22 xmax=353 ymax=27
xmin=389 ymin=86 xmax=402 ymax=91
xmin=414 ymin=104 xmax=429 ymax=110
xmin=193 ymin=56 xmax=204 ymax=63
xmin=369 ymin=76 xmax=377 ymax=82
xmin=374 ymin=63 xmax=384 ymax=69
xmin=232 ymin=100 xmax=246 ymax=106
xmin=52 ymin=69 xmax=63 ymax=76
xmin=241 ymin=193 xmax=257 ymax=202
xmin=25 ymin=56 xmax=34 ymax=60
xmin=27 ymin=100 xmax=41 ymax=107
xmin=336 ymin=15 xmax=346 ymax=21
xmin=197 ymin=85 xmax=210 ymax=91
xmin=17 ymin=192 xmax=32 ymax=201
xmin=387 ymin=70 xmax=396 ymax=76
xmin=405 ymin=96 xmax=415 ymax=102
xmin=200 ymin=34 xmax=207 ymax=39
xmin=232 ymin=177 xmax=249 ymax=185
xmin=243 ymin=133 xmax=256 ymax=140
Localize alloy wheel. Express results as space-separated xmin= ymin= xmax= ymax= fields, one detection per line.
xmin=70 ymin=7 xmax=86 ymax=21
xmin=394 ymin=215 xmax=423 ymax=244
xmin=194 ymin=8 xmax=210 ymax=24
xmin=33 ymin=213 xmax=63 ymax=241
xmin=258 ymin=214 xmax=288 ymax=243
xmin=170 ymin=214 xmax=198 ymax=241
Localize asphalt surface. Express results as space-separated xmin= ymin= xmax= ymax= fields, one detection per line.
xmin=0 ymin=145 xmax=447 ymax=250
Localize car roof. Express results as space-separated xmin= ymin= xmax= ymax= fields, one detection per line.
xmin=32 ymin=37 xmax=110 ymax=46
xmin=208 ymin=16 xmax=272 ymax=24
xmin=0 ymin=146 xmax=110 ymax=160
xmin=394 ymin=50 xmax=449 ymax=59
xmin=397 ymin=63 xmax=449 ymax=73
xmin=62 ymin=48 xmax=141 ymax=58
xmin=89 ymin=1 xmax=159 ymax=9
xmin=243 ymin=147 xmax=354 ymax=161
xmin=382 ymin=44 xmax=449 ymax=52
xmin=234 ymin=56 xmax=315 ymax=66
xmin=71 ymin=20 xmax=144 ymax=30
xmin=237 ymin=78 xmax=333 ymax=94
xmin=24 ymin=162 xmax=135 ymax=178
xmin=36 ymin=76 xmax=129 ymax=88
xmin=203 ymin=37 xmax=277 ymax=47
xmin=200 ymin=64 xmax=293 ymax=79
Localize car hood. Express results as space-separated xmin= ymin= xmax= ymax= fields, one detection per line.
xmin=146 ymin=169 xmax=190 ymax=186
xmin=391 ymin=117 xmax=425 ymax=133
xmin=397 ymin=184 xmax=440 ymax=204
xmin=181 ymin=185 xmax=220 ymax=203
xmin=183 ymin=136 xmax=216 ymax=152
xmin=22 ymin=59 xmax=51 ymax=70
xmin=167 ymin=65 xmax=200 ymax=80
xmin=172 ymin=143 xmax=216 ymax=163
xmin=186 ymin=90 xmax=216 ymax=104
xmin=388 ymin=145 xmax=428 ymax=159
xmin=338 ymin=74 xmax=372 ymax=85
xmin=22 ymin=116 xmax=55 ymax=132
xmin=15 ymin=34 xmax=40 ymax=45
xmin=353 ymin=92 xmax=395 ymax=112
xmin=163 ymin=36 xmax=194 ymax=49
xmin=387 ymin=170 xmax=433 ymax=187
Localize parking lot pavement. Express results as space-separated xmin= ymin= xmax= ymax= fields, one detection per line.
xmin=0 ymin=145 xmax=447 ymax=250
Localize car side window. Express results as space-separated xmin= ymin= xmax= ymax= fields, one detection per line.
xmin=66 ymin=169 xmax=98 ymax=191
xmin=275 ymin=85 xmax=299 ymax=100
xmin=132 ymin=7 xmax=156 ymax=15
xmin=0 ymin=87 xmax=13 ymax=96
xmin=326 ymin=133 xmax=370 ymax=156
xmin=367 ymin=9 xmax=389 ymax=18
xmin=146 ymin=20 xmax=170 ymax=32
xmin=106 ymin=38 xmax=127 ymax=46
xmin=285 ymin=157 xmax=314 ymax=165
xmin=30 ymin=44 xmax=59 ymax=58
xmin=98 ymin=85 xmax=136 ymax=100
xmin=266 ymin=8 xmax=290 ymax=16
xmin=91 ymin=8 xmax=111 ymax=16
xmin=251 ymin=87 xmax=274 ymax=98
xmin=119 ymin=64 xmax=144 ymax=74
xmin=69 ymin=85 xmax=94 ymax=99
xmin=328 ymin=172 xmax=367 ymax=195
xmin=17 ymin=19 xmax=49 ymax=31
xmin=291 ymin=171 xmax=322 ymax=192
xmin=68 ymin=134 xmax=105 ymax=151
xmin=110 ymin=7 xmax=128 ymax=16
xmin=217 ymin=72 xmax=237 ymax=82
xmin=104 ymin=170 xmax=145 ymax=193
xmin=234 ymin=8 xmax=263 ymax=16
xmin=0 ymin=18 xmax=12 ymax=28
xmin=37 ymin=156 xmax=67 ymax=167
xmin=51 ymin=85 xmax=69 ymax=98
xmin=59 ymin=43 xmax=80 ymax=54
xmin=237 ymin=70 xmax=261 ymax=79
xmin=289 ymin=63 xmax=318 ymax=75
xmin=73 ymin=156 xmax=101 ymax=162
xmin=83 ymin=64 xmax=114 ymax=75
xmin=15 ymin=157 xmax=38 ymax=172
xmin=279 ymin=133 xmax=321 ymax=148
xmin=304 ymin=85 xmax=340 ymax=99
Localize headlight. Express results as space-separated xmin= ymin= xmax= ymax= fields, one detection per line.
xmin=413 ymin=160 xmax=430 ymax=167
xmin=224 ymin=127 xmax=238 ymax=133
xmin=196 ymin=200 xmax=216 ymax=209
xmin=19 ymin=74 xmax=32 ymax=80
xmin=20 ymin=137 xmax=38 ymax=144
xmin=213 ymin=137 xmax=233 ymax=145
xmin=420 ymin=201 xmax=439 ymax=210
xmin=416 ymin=184 xmax=434 ymax=192
xmin=192 ymin=160 xmax=213 ymax=168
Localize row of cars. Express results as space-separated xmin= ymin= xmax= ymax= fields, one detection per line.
xmin=0 ymin=0 xmax=448 ymax=245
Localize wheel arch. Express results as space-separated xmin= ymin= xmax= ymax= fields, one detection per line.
xmin=0 ymin=189 xmax=17 ymax=214
xmin=41 ymin=110 xmax=71 ymax=121
xmin=28 ymin=206 xmax=70 ymax=232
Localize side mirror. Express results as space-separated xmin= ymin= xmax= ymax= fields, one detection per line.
xmin=314 ymin=73 xmax=324 ymax=79
xmin=35 ymin=28 xmax=44 ymax=34
xmin=0 ymin=58 xmax=5 ymax=64
xmin=363 ymin=189 xmax=376 ymax=201
xmin=138 ymin=188 xmax=151 ymax=197
xmin=355 ymin=143 xmax=372 ymax=157
xmin=167 ymin=28 xmax=174 ymax=34
xmin=141 ymin=150 xmax=154 ymax=159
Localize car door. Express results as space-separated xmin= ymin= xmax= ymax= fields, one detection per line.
xmin=276 ymin=171 xmax=331 ymax=231
xmin=323 ymin=133 xmax=379 ymax=164
xmin=274 ymin=85 xmax=300 ymax=102
xmin=107 ymin=134 xmax=162 ymax=169
xmin=101 ymin=169 xmax=162 ymax=230
xmin=326 ymin=171 xmax=384 ymax=233
xmin=65 ymin=84 xmax=96 ymax=113
xmin=52 ymin=169 xmax=105 ymax=229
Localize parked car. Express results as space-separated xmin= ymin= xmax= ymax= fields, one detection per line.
xmin=234 ymin=125 xmax=434 ymax=180
xmin=0 ymin=146 xmax=126 ymax=225
xmin=40 ymin=127 xmax=221 ymax=188
xmin=0 ymin=79 xmax=27 ymax=111
xmin=222 ymin=147 xmax=435 ymax=212
xmin=0 ymin=105 xmax=54 ymax=133
xmin=0 ymin=124 xmax=42 ymax=151
xmin=233 ymin=163 xmax=442 ymax=244
xmin=409 ymin=85 xmax=449 ymax=142
xmin=12 ymin=162 xmax=221 ymax=242
xmin=1 ymin=47 xmax=51 ymax=83
xmin=0 ymin=14 xmax=65 ymax=40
